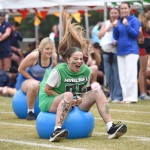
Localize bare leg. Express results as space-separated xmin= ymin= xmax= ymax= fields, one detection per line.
xmin=139 ymin=55 xmax=148 ymax=95
xmin=3 ymin=57 xmax=11 ymax=71
xmin=49 ymin=92 xmax=73 ymax=127
xmin=11 ymin=53 xmax=22 ymax=66
xmin=2 ymin=86 xmax=16 ymax=97
xmin=22 ymin=79 xmax=39 ymax=109
xmin=79 ymin=88 xmax=112 ymax=124
xmin=0 ymin=59 xmax=3 ymax=70
xmin=90 ymin=65 xmax=98 ymax=82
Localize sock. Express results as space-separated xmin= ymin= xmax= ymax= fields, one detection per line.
xmin=28 ymin=109 xmax=34 ymax=113
xmin=54 ymin=126 xmax=62 ymax=131
xmin=106 ymin=121 xmax=113 ymax=131
xmin=141 ymin=93 xmax=146 ymax=97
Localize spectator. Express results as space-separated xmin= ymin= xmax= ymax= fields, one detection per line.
xmin=0 ymin=12 xmax=12 ymax=71
xmin=90 ymin=22 xmax=101 ymax=45
xmin=113 ymin=2 xmax=140 ymax=103
xmin=0 ymin=66 xmax=18 ymax=97
xmin=99 ymin=7 xmax=122 ymax=102
xmin=23 ymin=42 xmax=36 ymax=57
xmin=138 ymin=6 xmax=150 ymax=100
xmin=10 ymin=21 xmax=23 ymax=67
xmin=93 ymin=42 xmax=104 ymax=86
xmin=84 ymin=40 xmax=101 ymax=87
xmin=49 ymin=24 xmax=59 ymax=50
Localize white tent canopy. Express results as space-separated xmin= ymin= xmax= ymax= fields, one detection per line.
xmin=0 ymin=0 xmax=147 ymax=10
xmin=0 ymin=0 xmax=148 ymax=42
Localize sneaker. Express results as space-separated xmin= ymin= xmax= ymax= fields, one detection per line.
xmin=139 ymin=94 xmax=150 ymax=100
xmin=111 ymin=100 xmax=121 ymax=103
xmin=26 ymin=111 xmax=36 ymax=120
xmin=49 ymin=128 xmax=69 ymax=142
xmin=107 ymin=121 xmax=127 ymax=139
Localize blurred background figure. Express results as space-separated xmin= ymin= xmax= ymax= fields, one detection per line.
xmin=99 ymin=7 xmax=122 ymax=102
xmin=93 ymin=42 xmax=104 ymax=86
xmin=0 ymin=12 xmax=12 ymax=71
xmin=11 ymin=21 xmax=23 ymax=68
xmin=84 ymin=40 xmax=101 ymax=90
xmin=0 ymin=66 xmax=18 ymax=97
xmin=49 ymin=24 xmax=59 ymax=51
xmin=138 ymin=6 xmax=150 ymax=100
xmin=90 ymin=22 xmax=101 ymax=46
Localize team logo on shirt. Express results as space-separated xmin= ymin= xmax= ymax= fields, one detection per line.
xmin=64 ymin=77 xmax=88 ymax=83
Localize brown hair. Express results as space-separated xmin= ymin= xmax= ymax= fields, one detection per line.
xmin=138 ymin=12 xmax=149 ymax=31
xmin=144 ymin=5 xmax=150 ymax=13
xmin=58 ymin=10 xmax=88 ymax=61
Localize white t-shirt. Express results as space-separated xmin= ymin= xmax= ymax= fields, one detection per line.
xmin=46 ymin=69 xmax=60 ymax=87
xmin=46 ymin=68 xmax=90 ymax=88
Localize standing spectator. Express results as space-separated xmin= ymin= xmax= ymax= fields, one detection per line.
xmin=99 ymin=8 xmax=122 ymax=102
xmin=138 ymin=6 xmax=150 ymax=100
xmin=113 ymin=2 xmax=140 ymax=103
xmin=0 ymin=12 xmax=12 ymax=71
xmin=49 ymin=24 xmax=59 ymax=50
xmin=91 ymin=22 xmax=101 ymax=45
xmin=11 ymin=21 xmax=23 ymax=67
xmin=143 ymin=6 xmax=150 ymax=54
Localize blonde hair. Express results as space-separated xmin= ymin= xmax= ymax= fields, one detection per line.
xmin=38 ymin=37 xmax=56 ymax=53
xmin=58 ymin=10 xmax=88 ymax=60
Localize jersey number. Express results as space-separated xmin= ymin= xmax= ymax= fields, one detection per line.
xmin=65 ymin=84 xmax=86 ymax=95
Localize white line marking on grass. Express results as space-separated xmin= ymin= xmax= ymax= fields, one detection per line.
xmin=0 ymin=103 xmax=11 ymax=105
xmin=1 ymin=116 xmax=150 ymax=128
xmin=111 ymin=109 xmax=150 ymax=114
xmin=0 ymin=122 xmax=35 ymax=127
xmin=95 ymin=118 xmax=150 ymax=126
xmin=91 ymin=108 xmax=150 ymax=114
xmin=0 ymin=111 xmax=13 ymax=114
xmin=93 ymin=132 xmax=150 ymax=141
xmin=0 ymin=139 xmax=85 ymax=150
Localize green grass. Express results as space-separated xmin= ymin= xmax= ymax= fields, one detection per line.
xmin=0 ymin=96 xmax=150 ymax=150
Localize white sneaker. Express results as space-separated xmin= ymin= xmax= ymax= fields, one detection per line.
xmin=139 ymin=94 xmax=150 ymax=100
xmin=111 ymin=100 xmax=121 ymax=103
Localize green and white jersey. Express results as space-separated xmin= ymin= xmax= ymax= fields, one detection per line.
xmin=46 ymin=63 xmax=91 ymax=96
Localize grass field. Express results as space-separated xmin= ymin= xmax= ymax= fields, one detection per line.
xmin=0 ymin=96 xmax=150 ymax=150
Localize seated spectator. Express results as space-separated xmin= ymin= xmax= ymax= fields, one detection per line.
xmin=0 ymin=66 xmax=18 ymax=97
xmin=23 ymin=42 xmax=36 ymax=57
xmin=93 ymin=42 xmax=104 ymax=85
xmin=84 ymin=40 xmax=101 ymax=90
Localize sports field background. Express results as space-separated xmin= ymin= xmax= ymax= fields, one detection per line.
xmin=0 ymin=96 xmax=150 ymax=150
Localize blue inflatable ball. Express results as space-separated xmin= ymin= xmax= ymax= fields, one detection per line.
xmin=36 ymin=106 xmax=94 ymax=139
xmin=12 ymin=89 xmax=40 ymax=119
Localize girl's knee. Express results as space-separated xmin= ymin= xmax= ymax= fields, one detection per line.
xmin=27 ymin=81 xmax=40 ymax=93
xmin=64 ymin=92 xmax=73 ymax=102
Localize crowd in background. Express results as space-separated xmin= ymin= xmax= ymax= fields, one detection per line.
xmin=0 ymin=3 xmax=150 ymax=104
